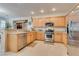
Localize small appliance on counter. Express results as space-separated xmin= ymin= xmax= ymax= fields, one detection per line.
xmin=45 ymin=22 xmax=54 ymax=43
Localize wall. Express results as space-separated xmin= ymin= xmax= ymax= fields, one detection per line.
xmin=0 ymin=16 xmax=7 ymax=55
xmin=66 ymin=8 xmax=79 ymax=23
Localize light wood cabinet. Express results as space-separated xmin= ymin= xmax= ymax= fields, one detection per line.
xmin=18 ymin=33 xmax=27 ymax=49
xmin=54 ymin=32 xmax=62 ymax=43
xmin=7 ymin=33 xmax=27 ymax=52
xmin=36 ymin=32 xmax=45 ymax=41
xmin=7 ymin=34 xmax=18 ymax=52
xmin=50 ymin=17 xmax=66 ymax=27
xmin=54 ymin=32 xmax=67 ymax=46
xmin=62 ymin=32 xmax=67 ymax=46
xmin=33 ymin=18 xmax=39 ymax=27
xmin=33 ymin=16 xmax=66 ymax=27
xmin=27 ymin=31 xmax=36 ymax=44
xmin=55 ymin=17 xmax=66 ymax=27
xmin=33 ymin=18 xmax=45 ymax=27
xmin=27 ymin=33 xmax=31 ymax=44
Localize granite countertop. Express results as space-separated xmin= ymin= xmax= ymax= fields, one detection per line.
xmin=7 ymin=27 xmax=67 ymax=34
xmin=34 ymin=27 xmax=67 ymax=32
xmin=54 ymin=28 xmax=67 ymax=32
xmin=7 ymin=30 xmax=27 ymax=34
xmin=8 ymin=31 xmax=27 ymax=34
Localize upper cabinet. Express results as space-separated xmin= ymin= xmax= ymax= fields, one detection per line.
xmin=33 ymin=18 xmax=39 ymax=27
xmin=33 ymin=18 xmax=45 ymax=27
xmin=52 ymin=17 xmax=66 ymax=27
xmin=33 ymin=16 xmax=66 ymax=28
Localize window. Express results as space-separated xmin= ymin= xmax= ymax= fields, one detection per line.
xmin=0 ymin=20 xmax=6 ymax=29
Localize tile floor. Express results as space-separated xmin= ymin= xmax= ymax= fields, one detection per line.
xmin=5 ymin=41 xmax=67 ymax=56
xmin=67 ymin=45 xmax=79 ymax=56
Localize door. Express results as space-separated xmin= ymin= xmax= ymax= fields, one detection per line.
xmin=0 ymin=33 xmax=2 ymax=55
xmin=0 ymin=31 xmax=5 ymax=55
xmin=0 ymin=20 xmax=6 ymax=55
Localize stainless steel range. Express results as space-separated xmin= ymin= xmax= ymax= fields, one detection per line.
xmin=45 ymin=23 xmax=54 ymax=42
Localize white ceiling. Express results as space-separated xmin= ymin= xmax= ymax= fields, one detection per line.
xmin=0 ymin=3 xmax=77 ymax=17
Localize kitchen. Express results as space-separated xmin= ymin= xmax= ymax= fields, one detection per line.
xmin=0 ymin=3 xmax=79 ymax=56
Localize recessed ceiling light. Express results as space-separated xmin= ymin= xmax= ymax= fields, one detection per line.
xmin=30 ymin=11 xmax=34 ymax=15
xmin=71 ymin=11 xmax=74 ymax=13
xmin=52 ymin=8 xmax=56 ymax=11
xmin=40 ymin=9 xmax=44 ymax=13
xmin=77 ymin=5 xmax=79 ymax=8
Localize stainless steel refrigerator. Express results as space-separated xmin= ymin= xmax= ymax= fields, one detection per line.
xmin=67 ymin=20 xmax=79 ymax=56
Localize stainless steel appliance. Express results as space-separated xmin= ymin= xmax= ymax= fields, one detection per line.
xmin=45 ymin=23 xmax=54 ymax=42
xmin=67 ymin=20 xmax=79 ymax=55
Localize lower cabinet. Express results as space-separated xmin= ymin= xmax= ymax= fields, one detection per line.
xmin=54 ymin=32 xmax=67 ymax=46
xmin=27 ymin=31 xmax=36 ymax=44
xmin=36 ymin=32 xmax=45 ymax=41
xmin=54 ymin=32 xmax=62 ymax=43
xmin=18 ymin=33 xmax=27 ymax=50
xmin=62 ymin=32 xmax=67 ymax=46
xmin=7 ymin=33 xmax=27 ymax=52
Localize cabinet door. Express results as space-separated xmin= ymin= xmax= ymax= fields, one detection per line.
xmin=27 ymin=33 xmax=31 ymax=44
xmin=18 ymin=37 xmax=23 ymax=50
xmin=33 ymin=18 xmax=46 ymax=27
xmin=18 ymin=34 xmax=24 ymax=50
xmin=62 ymin=33 xmax=67 ymax=46
xmin=54 ymin=32 xmax=62 ymax=42
xmin=33 ymin=19 xmax=39 ymax=27
xmin=38 ymin=18 xmax=45 ymax=27
xmin=54 ymin=17 xmax=65 ymax=27
xmin=36 ymin=32 xmax=40 ymax=40
xmin=27 ymin=32 xmax=36 ymax=44
xmin=40 ymin=32 xmax=45 ymax=40
xmin=33 ymin=32 xmax=36 ymax=40
xmin=30 ymin=34 xmax=34 ymax=42
xmin=37 ymin=32 xmax=44 ymax=41
xmin=30 ymin=32 xmax=36 ymax=42
xmin=8 ymin=34 xmax=18 ymax=52
xmin=23 ymin=34 xmax=27 ymax=46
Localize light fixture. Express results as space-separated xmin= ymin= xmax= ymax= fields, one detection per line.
xmin=52 ymin=8 xmax=56 ymax=11
xmin=30 ymin=11 xmax=34 ymax=15
xmin=71 ymin=11 xmax=74 ymax=13
xmin=0 ymin=8 xmax=6 ymax=13
xmin=77 ymin=5 xmax=79 ymax=8
xmin=40 ymin=9 xmax=44 ymax=13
